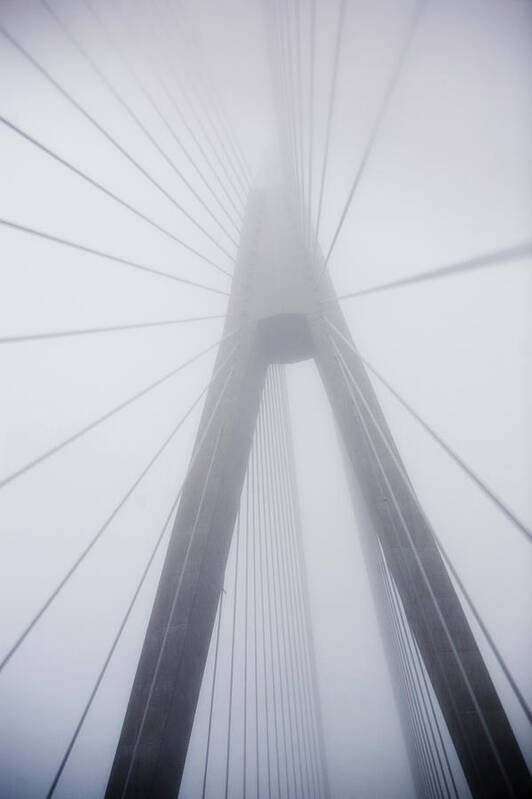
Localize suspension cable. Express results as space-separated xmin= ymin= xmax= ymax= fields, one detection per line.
xmin=387 ymin=558 xmax=454 ymax=798
xmin=266 ymin=369 xmax=304 ymax=798
xmin=131 ymin=0 xmax=251 ymax=219
xmin=172 ymin=0 xmax=254 ymax=194
xmin=313 ymin=0 xmax=347 ymax=249
xmin=206 ymin=81 xmax=254 ymax=192
xmin=378 ymin=543 xmax=444 ymax=799
xmin=262 ymin=370 xmax=298 ymax=798
xmin=40 ymin=0 xmax=240 ymax=251
xmin=121 ymin=420 xmax=227 ymax=798
xmin=256 ymin=400 xmax=274 ymax=799
xmin=277 ymin=368 xmax=313 ymax=799
xmin=201 ymin=591 xmax=225 ymax=799
xmin=113 ymin=0 xmax=246 ymax=231
xmin=327 ymin=317 xmax=532 ymax=546
xmin=45 ymin=489 xmax=181 ymax=798
xmin=251 ymin=430 xmax=261 ymax=799
xmin=81 ymin=0 xmax=245 ymax=229
xmin=0 ymin=330 xmax=238 ymax=492
xmin=317 ymin=0 xmax=426 ymax=282
xmin=283 ymin=0 xmax=306 ymax=229
xmin=0 ymin=25 xmax=236 ymax=268
xmin=329 ymin=331 xmax=521 ymax=796
xmin=266 ymin=369 xmax=314 ymax=798
xmin=224 ymin=510 xmax=241 ymax=799
xmin=291 ymin=0 xmax=308 ymax=233
xmin=274 ymin=368 xmax=323 ymax=798
xmin=412 ymin=631 xmax=460 ymax=796
xmin=154 ymin=73 xmax=246 ymax=229
xmin=259 ymin=377 xmax=285 ymax=798
xmin=262 ymin=0 xmax=289 ymax=175
xmin=0 ymin=345 xmax=238 ymax=675
xmin=269 ymin=368 xmax=312 ymax=797
xmin=242 ymin=461 xmax=251 ymax=796
xmin=142 ymin=2 xmax=249 ymax=210
xmin=335 ymin=344 xmax=462 ymax=799
xmin=42 ymin=352 xmax=238 ymax=796
xmin=275 ymin=366 xmax=332 ymax=798
xmin=306 ymin=0 xmax=317 ymax=248
xmin=278 ymin=366 xmax=324 ymax=799
xmin=323 ymin=241 xmax=532 ymax=303
xmin=272 ymin=0 xmax=302 ymax=214
xmin=373 ymin=535 xmax=438 ymax=798
xmin=0 ymin=116 xmax=231 ymax=278
xmin=161 ymin=3 xmax=252 ymax=199
xmin=326 ymin=321 xmax=532 ymax=725
xmin=0 ymin=314 xmax=227 ymax=346
xmin=0 ymin=217 xmax=230 ymax=294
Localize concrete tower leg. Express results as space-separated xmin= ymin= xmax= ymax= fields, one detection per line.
xmin=105 ymin=324 xmax=267 ymax=798
xmin=310 ymin=308 xmax=531 ymax=799
xmin=106 ymin=186 xmax=530 ymax=799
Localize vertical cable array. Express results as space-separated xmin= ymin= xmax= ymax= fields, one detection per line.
xmin=313 ymin=0 xmax=347 ymax=250
xmin=378 ymin=540 xmax=452 ymax=799
xmin=264 ymin=369 xmax=307 ymax=798
xmin=386 ymin=561 xmax=459 ymax=799
xmin=275 ymin=366 xmax=332 ymax=799
xmin=333 ymin=339 xmax=446 ymax=796
xmin=180 ymin=365 xmax=329 ymax=797
xmin=256 ymin=396 xmax=274 ymax=799
xmin=202 ymin=593 xmax=225 ymax=799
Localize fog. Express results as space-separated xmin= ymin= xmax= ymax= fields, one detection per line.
xmin=0 ymin=0 xmax=530 ymax=797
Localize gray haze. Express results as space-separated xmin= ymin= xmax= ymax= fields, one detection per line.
xmin=0 ymin=0 xmax=531 ymax=797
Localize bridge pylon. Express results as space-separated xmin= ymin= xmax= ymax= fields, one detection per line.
xmin=105 ymin=182 xmax=531 ymax=799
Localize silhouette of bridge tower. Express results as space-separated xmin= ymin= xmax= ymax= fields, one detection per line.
xmin=105 ymin=181 xmax=531 ymax=799
xmin=0 ymin=1 xmax=530 ymax=798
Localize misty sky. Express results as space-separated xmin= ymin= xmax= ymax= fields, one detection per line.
xmin=0 ymin=0 xmax=531 ymax=797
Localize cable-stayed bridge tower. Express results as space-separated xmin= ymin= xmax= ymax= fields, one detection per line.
xmin=0 ymin=2 xmax=531 ymax=798
xmin=105 ymin=181 xmax=531 ymax=799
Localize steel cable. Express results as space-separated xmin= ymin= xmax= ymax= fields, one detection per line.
xmin=274 ymin=366 xmax=332 ymax=797
xmin=330 ymin=331 xmax=520 ymax=796
xmin=42 ymin=349 xmax=239 ymax=796
xmin=327 ymin=321 xmax=532 ymax=725
xmin=251 ymin=434 xmax=261 ymax=799
xmin=327 ymin=318 xmax=532 ymax=548
xmin=242 ymin=464 xmax=251 ymax=796
xmin=265 ymin=369 xmax=316 ymax=798
xmin=378 ymin=543 xmax=445 ymax=799
xmin=40 ymin=0 xmax=240 ymax=250
xmin=313 ymin=0 xmax=347 ymax=250
xmin=373 ymin=537 xmax=437 ymax=798
xmin=324 ymin=241 xmax=532 ymax=303
xmin=224 ymin=510 xmax=241 ymax=799
xmin=0 ymin=116 xmax=231 ymax=278
xmin=262 ymin=371 xmax=299 ymax=798
xmin=0 ymin=25 xmax=236 ymax=269
xmin=256 ymin=400 xmax=274 ymax=799
xmin=121 ymin=422 xmax=227 ymax=798
xmin=0 ymin=331 xmax=238 ymax=493
xmin=0 ymin=314 xmax=227 ymax=346
xmin=0 ymin=344 xmax=238 ymax=675
xmin=81 ymin=0 xmax=245 ymax=228
xmin=391 ymin=574 xmax=458 ymax=798
xmin=159 ymin=2 xmax=252 ymax=200
xmin=46 ymin=491 xmax=179 ymax=798
xmin=0 ymin=217 xmax=230 ymax=293
xmin=201 ymin=592 xmax=225 ymax=799
xmin=317 ymin=0 xmax=426 ymax=282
